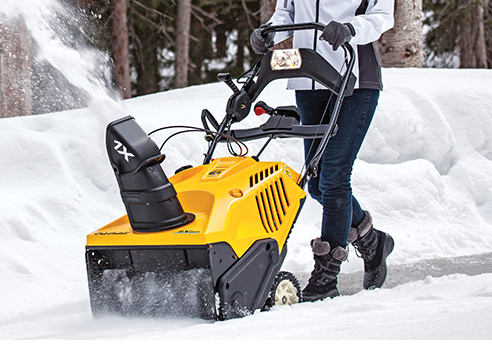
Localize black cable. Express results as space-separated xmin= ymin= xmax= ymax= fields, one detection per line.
xmin=148 ymin=125 xmax=249 ymax=157
xmin=225 ymin=122 xmax=242 ymax=156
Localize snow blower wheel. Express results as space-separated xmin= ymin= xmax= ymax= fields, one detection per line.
xmin=262 ymin=271 xmax=302 ymax=311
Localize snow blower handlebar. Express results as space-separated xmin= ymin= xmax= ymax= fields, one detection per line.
xmin=204 ymin=23 xmax=356 ymax=187
xmin=246 ymin=22 xmax=356 ymax=104
xmin=260 ymin=23 xmax=357 ymax=188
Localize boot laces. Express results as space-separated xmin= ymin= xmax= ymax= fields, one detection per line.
xmin=308 ymin=256 xmax=334 ymax=286
xmin=352 ymin=239 xmax=369 ymax=259
xmin=308 ymin=259 xmax=324 ymax=284
xmin=353 ymin=228 xmax=383 ymax=270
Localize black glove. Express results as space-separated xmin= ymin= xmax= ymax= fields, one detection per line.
xmin=250 ymin=24 xmax=275 ymax=54
xmin=319 ymin=21 xmax=355 ymax=50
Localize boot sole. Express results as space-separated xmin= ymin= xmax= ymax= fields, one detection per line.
xmin=301 ymin=288 xmax=340 ymax=302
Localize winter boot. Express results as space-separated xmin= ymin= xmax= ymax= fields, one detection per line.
xmin=348 ymin=211 xmax=395 ymax=290
xmin=302 ymin=238 xmax=348 ymax=302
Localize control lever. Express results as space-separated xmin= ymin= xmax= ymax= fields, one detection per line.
xmin=217 ymin=73 xmax=240 ymax=96
xmin=254 ymin=101 xmax=275 ymax=116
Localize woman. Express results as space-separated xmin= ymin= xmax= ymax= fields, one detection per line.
xmin=250 ymin=0 xmax=395 ymax=301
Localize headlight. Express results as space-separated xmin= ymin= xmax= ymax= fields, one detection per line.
xmin=270 ymin=49 xmax=302 ymax=71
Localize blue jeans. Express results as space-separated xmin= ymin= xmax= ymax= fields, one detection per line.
xmin=296 ymin=89 xmax=379 ymax=247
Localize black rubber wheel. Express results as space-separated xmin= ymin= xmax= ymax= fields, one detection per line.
xmin=262 ymin=271 xmax=301 ymax=311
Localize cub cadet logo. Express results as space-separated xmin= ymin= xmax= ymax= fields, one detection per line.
xmin=173 ymin=230 xmax=200 ymax=234
xmin=284 ymin=165 xmax=292 ymax=178
xmin=207 ymin=169 xmax=223 ymax=177
xmin=94 ymin=231 xmax=130 ymax=235
xmin=114 ymin=140 xmax=135 ymax=162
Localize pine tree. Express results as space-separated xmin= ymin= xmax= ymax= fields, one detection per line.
xmin=128 ymin=0 xmax=171 ymax=95
xmin=424 ymin=0 xmax=489 ymax=68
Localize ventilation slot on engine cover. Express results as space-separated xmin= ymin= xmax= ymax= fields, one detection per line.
xmin=249 ymin=164 xmax=280 ymax=187
xmin=255 ymin=177 xmax=290 ymax=233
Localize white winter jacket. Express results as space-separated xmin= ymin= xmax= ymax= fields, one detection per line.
xmin=268 ymin=0 xmax=394 ymax=90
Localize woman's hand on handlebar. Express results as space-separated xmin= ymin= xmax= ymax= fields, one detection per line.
xmin=250 ymin=24 xmax=275 ymax=54
xmin=319 ymin=21 xmax=355 ymax=51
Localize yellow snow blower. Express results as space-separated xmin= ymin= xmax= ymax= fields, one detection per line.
xmin=85 ymin=23 xmax=356 ymax=320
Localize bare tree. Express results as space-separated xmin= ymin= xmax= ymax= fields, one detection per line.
xmin=424 ymin=0 xmax=489 ymax=68
xmin=379 ymin=0 xmax=424 ymax=67
xmin=174 ymin=0 xmax=192 ymax=89
xmin=458 ymin=0 xmax=487 ymax=68
xmin=111 ymin=0 xmax=132 ymax=98
xmin=487 ymin=0 xmax=492 ymax=68
xmin=0 ymin=17 xmax=32 ymax=118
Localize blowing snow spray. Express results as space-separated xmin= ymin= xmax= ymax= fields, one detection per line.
xmin=0 ymin=0 xmax=123 ymax=118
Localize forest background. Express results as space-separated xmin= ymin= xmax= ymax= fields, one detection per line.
xmin=1 ymin=0 xmax=491 ymax=118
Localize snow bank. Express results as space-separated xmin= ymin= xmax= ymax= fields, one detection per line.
xmin=354 ymin=69 xmax=492 ymax=264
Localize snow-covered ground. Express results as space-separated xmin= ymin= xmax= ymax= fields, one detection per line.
xmin=1 ymin=68 xmax=492 ymax=340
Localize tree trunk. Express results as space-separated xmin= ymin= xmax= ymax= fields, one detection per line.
xmin=260 ymin=0 xmax=292 ymax=49
xmin=458 ymin=0 xmax=488 ymax=68
xmin=379 ymin=0 xmax=424 ymax=67
xmin=260 ymin=0 xmax=277 ymax=24
xmin=174 ymin=0 xmax=192 ymax=89
xmin=474 ymin=1 xmax=488 ymax=68
xmin=0 ymin=17 xmax=32 ymax=118
xmin=486 ymin=0 xmax=492 ymax=69
xmin=111 ymin=0 xmax=132 ymax=99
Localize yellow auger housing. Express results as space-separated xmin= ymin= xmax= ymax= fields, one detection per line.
xmin=85 ymin=117 xmax=306 ymax=320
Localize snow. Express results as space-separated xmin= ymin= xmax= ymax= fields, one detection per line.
xmin=2 ymin=0 xmax=492 ymax=342
xmin=1 ymin=69 xmax=492 ymax=341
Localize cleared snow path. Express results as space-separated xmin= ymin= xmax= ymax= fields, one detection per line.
xmin=332 ymin=252 xmax=492 ymax=296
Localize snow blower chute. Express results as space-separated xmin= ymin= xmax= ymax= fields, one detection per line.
xmin=85 ymin=23 xmax=356 ymax=320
